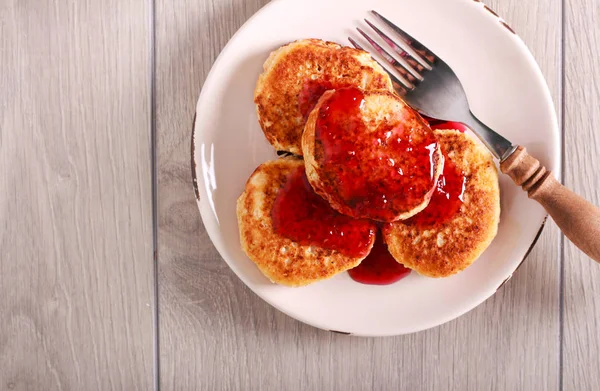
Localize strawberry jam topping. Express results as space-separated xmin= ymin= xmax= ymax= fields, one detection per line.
xmin=348 ymin=232 xmax=411 ymax=285
xmin=405 ymin=153 xmax=466 ymax=228
xmin=271 ymin=166 xmax=376 ymax=258
xmin=314 ymin=87 xmax=439 ymax=222
xmin=298 ymin=80 xmax=334 ymax=119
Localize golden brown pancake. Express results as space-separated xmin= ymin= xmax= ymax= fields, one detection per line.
xmin=237 ymin=157 xmax=377 ymax=286
xmin=302 ymin=87 xmax=443 ymax=222
xmin=254 ymin=39 xmax=394 ymax=155
xmin=383 ymin=129 xmax=500 ymax=277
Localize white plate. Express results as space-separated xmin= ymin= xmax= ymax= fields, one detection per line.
xmin=192 ymin=0 xmax=560 ymax=336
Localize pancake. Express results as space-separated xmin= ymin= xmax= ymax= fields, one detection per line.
xmin=383 ymin=129 xmax=500 ymax=278
xmin=237 ymin=157 xmax=377 ymax=287
xmin=254 ymin=38 xmax=394 ymax=155
xmin=302 ymin=87 xmax=443 ymax=222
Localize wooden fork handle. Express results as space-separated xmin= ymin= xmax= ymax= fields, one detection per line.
xmin=500 ymin=146 xmax=600 ymax=262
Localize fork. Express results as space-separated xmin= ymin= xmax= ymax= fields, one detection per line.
xmin=350 ymin=10 xmax=600 ymax=262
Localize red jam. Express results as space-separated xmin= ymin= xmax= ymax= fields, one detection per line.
xmin=348 ymin=232 xmax=411 ymax=285
xmin=271 ymin=167 xmax=376 ymax=258
xmin=421 ymin=115 xmax=469 ymax=133
xmin=298 ymin=80 xmax=334 ymax=119
xmin=314 ymin=87 xmax=439 ymax=222
xmin=405 ymin=153 xmax=466 ymax=228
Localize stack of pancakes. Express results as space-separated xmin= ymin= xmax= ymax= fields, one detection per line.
xmin=238 ymin=39 xmax=500 ymax=286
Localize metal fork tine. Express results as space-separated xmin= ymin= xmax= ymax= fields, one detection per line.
xmin=356 ymin=27 xmax=422 ymax=83
xmin=363 ymin=19 xmax=426 ymax=77
xmin=370 ymin=10 xmax=436 ymax=69
xmin=348 ymin=37 xmax=410 ymax=95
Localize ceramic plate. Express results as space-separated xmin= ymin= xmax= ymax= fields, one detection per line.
xmin=192 ymin=0 xmax=560 ymax=336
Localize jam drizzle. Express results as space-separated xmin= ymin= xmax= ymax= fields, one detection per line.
xmin=271 ymin=166 xmax=376 ymax=258
xmin=404 ymin=111 xmax=468 ymax=229
xmin=314 ymin=87 xmax=439 ymax=222
xmin=405 ymin=153 xmax=466 ymax=228
xmin=421 ymin=115 xmax=469 ymax=133
xmin=298 ymin=80 xmax=334 ymax=119
xmin=348 ymin=232 xmax=411 ymax=285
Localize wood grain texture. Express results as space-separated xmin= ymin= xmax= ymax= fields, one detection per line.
xmin=501 ymin=147 xmax=600 ymax=262
xmin=563 ymin=0 xmax=600 ymax=389
xmin=0 ymin=1 xmax=154 ymax=390
xmin=156 ymin=0 xmax=562 ymax=390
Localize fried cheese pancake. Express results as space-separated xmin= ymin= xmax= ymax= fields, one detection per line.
xmin=302 ymin=88 xmax=443 ymax=222
xmin=237 ymin=158 xmax=376 ymax=286
xmin=254 ymin=39 xmax=394 ymax=155
xmin=383 ymin=129 xmax=500 ymax=277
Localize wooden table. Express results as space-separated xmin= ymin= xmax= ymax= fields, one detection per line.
xmin=1 ymin=0 xmax=599 ymax=389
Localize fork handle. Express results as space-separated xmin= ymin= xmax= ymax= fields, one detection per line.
xmin=500 ymin=146 xmax=600 ymax=262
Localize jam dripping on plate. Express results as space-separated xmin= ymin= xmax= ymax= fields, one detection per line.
xmin=348 ymin=231 xmax=411 ymax=285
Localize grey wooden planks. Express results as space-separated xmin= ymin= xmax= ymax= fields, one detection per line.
xmin=0 ymin=0 xmax=154 ymax=389
xmin=563 ymin=0 xmax=600 ymax=390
